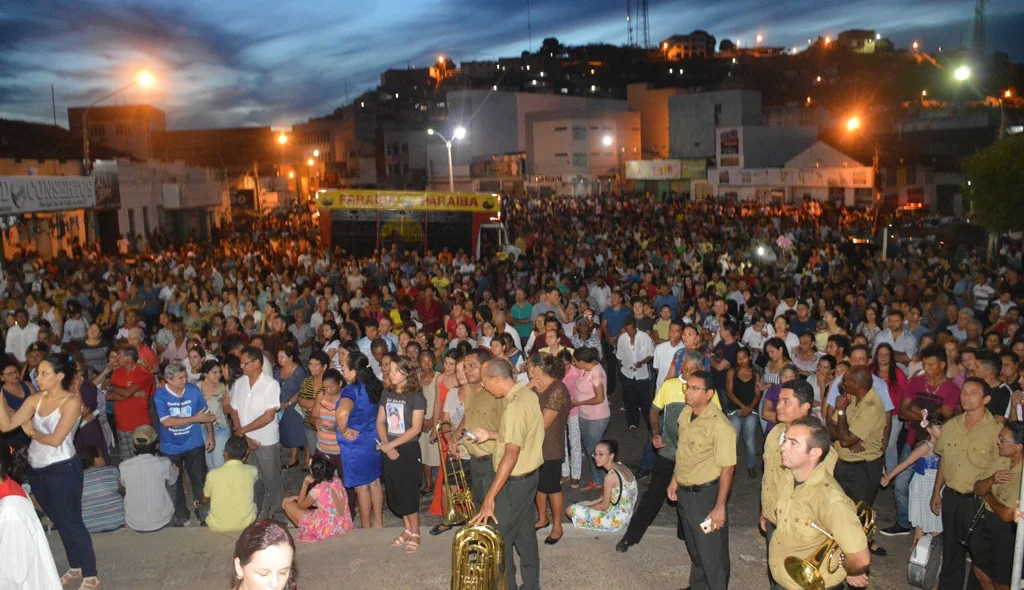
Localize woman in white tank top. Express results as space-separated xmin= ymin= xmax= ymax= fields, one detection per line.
xmin=0 ymin=353 xmax=99 ymax=589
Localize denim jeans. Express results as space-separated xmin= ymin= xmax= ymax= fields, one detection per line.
xmin=893 ymin=443 xmax=913 ymax=529
xmin=728 ymin=412 xmax=760 ymax=469
xmin=579 ymin=416 xmax=609 ymax=487
xmin=203 ymin=424 xmax=232 ymax=470
xmin=28 ymin=457 xmax=98 ymax=577
xmin=884 ymin=415 xmax=901 ymax=473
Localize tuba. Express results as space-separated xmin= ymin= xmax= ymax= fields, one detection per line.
xmin=784 ymin=501 xmax=876 ymax=590
xmin=434 ymin=420 xmax=506 ymax=590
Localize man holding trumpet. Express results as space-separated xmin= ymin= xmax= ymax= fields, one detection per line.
xmin=770 ymin=416 xmax=871 ymax=590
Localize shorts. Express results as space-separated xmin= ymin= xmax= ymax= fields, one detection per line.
xmin=538 ymin=459 xmax=563 ymax=495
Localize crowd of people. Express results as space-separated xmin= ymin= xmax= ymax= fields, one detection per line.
xmin=0 ymin=196 xmax=1023 ymax=590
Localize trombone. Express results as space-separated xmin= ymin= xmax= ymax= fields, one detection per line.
xmin=434 ymin=420 xmax=507 ymax=590
xmin=784 ymin=501 xmax=876 ymax=590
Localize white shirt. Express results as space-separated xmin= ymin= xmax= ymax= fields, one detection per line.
xmin=589 ymin=284 xmax=612 ymax=313
xmin=825 ymin=374 xmax=894 ymax=412
xmin=230 ymin=373 xmax=281 ymax=446
xmin=616 ymin=331 xmax=655 ymax=381
xmin=872 ymin=328 xmax=918 ymax=361
xmin=652 ymin=340 xmax=684 ymax=389
xmin=5 ymin=322 xmax=39 ymax=363
xmin=741 ymin=324 xmax=775 ymax=353
xmin=0 ymin=495 xmax=62 ymax=590
xmin=502 ymin=323 xmax=523 ymax=351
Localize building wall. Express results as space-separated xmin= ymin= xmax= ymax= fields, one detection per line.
xmin=0 ymin=159 xmax=89 ymax=259
xmin=668 ymin=90 xmax=761 ymax=159
xmin=68 ymin=105 xmax=166 ymax=160
xmin=527 ymin=111 xmax=640 ymax=177
xmin=628 ymin=84 xmax=687 ymax=159
xmin=113 ymin=160 xmax=227 ymax=242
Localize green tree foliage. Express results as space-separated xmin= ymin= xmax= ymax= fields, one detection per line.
xmin=962 ymin=135 xmax=1024 ymax=233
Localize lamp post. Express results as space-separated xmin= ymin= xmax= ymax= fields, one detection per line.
xmin=427 ymin=126 xmax=466 ymax=193
xmin=953 ymin=65 xmax=1008 ymax=140
xmin=845 ymin=115 xmax=883 ymax=238
xmin=82 ymin=69 xmax=155 ymax=173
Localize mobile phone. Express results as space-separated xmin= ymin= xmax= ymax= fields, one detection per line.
xmin=700 ymin=518 xmax=714 ymax=534
xmin=462 ymin=431 xmax=479 ymax=442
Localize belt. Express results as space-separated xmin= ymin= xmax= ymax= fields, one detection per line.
xmin=508 ymin=469 xmax=538 ymax=481
xmin=837 ymin=456 xmax=882 ymax=465
xmin=678 ymin=479 xmax=719 ymax=492
xmin=470 ymin=454 xmax=492 ymax=461
xmin=947 ymin=488 xmax=976 ymax=497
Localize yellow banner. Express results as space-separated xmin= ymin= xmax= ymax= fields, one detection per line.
xmin=316 ymin=189 xmax=500 ymax=213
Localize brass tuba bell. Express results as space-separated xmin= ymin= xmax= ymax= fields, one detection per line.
xmin=784 ymin=501 xmax=876 ymax=590
xmin=434 ymin=420 xmax=507 ymax=589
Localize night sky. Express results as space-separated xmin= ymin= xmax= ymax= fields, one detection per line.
xmin=1 ymin=0 xmax=1023 ymax=130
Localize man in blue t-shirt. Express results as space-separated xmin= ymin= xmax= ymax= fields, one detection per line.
xmin=601 ymin=290 xmax=633 ymax=392
xmin=154 ymin=362 xmax=216 ymax=526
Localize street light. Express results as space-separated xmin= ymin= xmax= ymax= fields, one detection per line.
xmin=277 ymin=133 xmax=288 ymax=145
xmin=756 ymin=34 xmax=763 ymax=44
xmin=602 ymin=135 xmax=613 ymax=147
xmin=82 ymin=68 xmax=156 ymax=172
xmin=427 ymin=126 xmax=467 ymax=193
xmin=846 ymin=116 xmax=861 ymax=132
xmin=307 ymin=158 xmax=314 ymax=166
xmin=953 ymin=65 xmax=1007 ymax=139
xmin=954 ymin=65 xmax=971 ymax=82
xmin=313 ymin=149 xmax=320 ymax=157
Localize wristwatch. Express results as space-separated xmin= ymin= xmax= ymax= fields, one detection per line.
xmin=836 ymin=410 xmax=846 ymax=417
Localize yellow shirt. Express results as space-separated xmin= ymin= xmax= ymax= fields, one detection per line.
xmin=769 ymin=462 xmax=868 ymax=590
xmin=673 ymin=401 xmax=737 ymax=486
xmin=981 ymin=455 xmax=1023 ymax=514
xmin=203 ymin=460 xmax=258 ymax=533
xmin=934 ymin=410 xmax=1002 ymax=494
xmin=831 ymin=388 xmax=887 ymax=462
xmin=461 ymin=383 xmax=503 ymax=457
xmin=762 ymin=422 xmax=838 ymax=523
xmin=493 ymin=383 xmax=545 ymax=475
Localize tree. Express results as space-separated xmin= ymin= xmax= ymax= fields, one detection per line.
xmin=719 ymin=39 xmax=736 ymax=53
xmin=540 ymin=37 xmax=563 ymax=57
xmin=962 ymin=135 xmax=1024 ymax=233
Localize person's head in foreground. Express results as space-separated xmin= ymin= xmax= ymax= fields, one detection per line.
xmin=232 ymin=519 xmax=297 ymax=590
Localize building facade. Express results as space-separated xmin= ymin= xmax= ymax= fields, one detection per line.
xmin=668 ymin=90 xmax=762 ymax=159
xmin=68 ymin=104 xmax=167 ymax=161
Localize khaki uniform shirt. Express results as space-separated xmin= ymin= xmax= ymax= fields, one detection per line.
xmin=831 ymin=388 xmax=886 ymax=462
xmin=461 ymin=382 xmax=503 ymax=458
xmin=981 ymin=455 xmax=1023 ymax=514
xmin=769 ymin=463 xmax=868 ymax=590
xmin=934 ymin=410 xmax=1002 ymax=494
xmin=673 ymin=401 xmax=737 ymax=486
xmin=493 ymin=383 xmax=545 ymax=476
xmin=762 ymin=422 xmax=838 ymax=523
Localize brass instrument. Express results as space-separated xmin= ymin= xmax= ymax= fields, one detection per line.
xmin=784 ymin=501 xmax=876 ymax=590
xmin=434 ymin=420 xmax=506 ymax=590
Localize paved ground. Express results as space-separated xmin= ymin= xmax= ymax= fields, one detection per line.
xmin=51 ymin=385 xmax=918 ymax=588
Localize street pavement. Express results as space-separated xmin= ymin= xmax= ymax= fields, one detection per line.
xmin=50 ymin=385 xmax=918 ymax=589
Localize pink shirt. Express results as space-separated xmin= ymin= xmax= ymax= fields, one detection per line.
xmin=562 ymin=365 xmax=583 ymax=418
xmin=575 ymin=364 xmax=610 ymax=421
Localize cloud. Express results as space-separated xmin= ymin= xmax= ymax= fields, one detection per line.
xmin=0 ymin=0 xmax=1021 ymax=128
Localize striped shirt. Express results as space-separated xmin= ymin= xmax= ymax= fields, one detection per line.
xmin=82 ymin=466 xmax=124 ymax=533
xmin=316 ymin=396 xmax=341 ymax=455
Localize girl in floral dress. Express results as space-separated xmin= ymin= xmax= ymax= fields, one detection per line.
xmin=565 ymin=440 xmax=638 ymax=532
xmin=282 ymin=455 xmax=354 ymax=542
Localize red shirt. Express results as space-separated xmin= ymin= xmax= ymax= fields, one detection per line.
xmin=416 ymin=299 xmax=444 ymax=335
xmin=902 ymin=375 xmax=960 ymax=447
xmin=110 ymin=365 xmax=156 ymax=432
xmin=138 ymin=345 xmax=159 ymax=373
xmin=446 ymin=315 xmax=478 ymax=339
xmin=0 ymin=477 xmax=26 ymax=499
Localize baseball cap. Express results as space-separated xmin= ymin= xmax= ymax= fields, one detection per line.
xmin=26 ymin=342 xmax=47 ymax=354
xmin=132 ymin=425 xmax=158 ymax=446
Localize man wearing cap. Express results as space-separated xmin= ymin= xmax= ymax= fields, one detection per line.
xmin=119 ymin=425 xmax=177 ymax=532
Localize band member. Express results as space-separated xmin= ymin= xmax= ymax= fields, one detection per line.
xmin=761 ymin=379 xmax=836 ymax=589
xmin=667 ymin=370 xmax=736 ymax=590
xmin=617 ymin=351 xmax=712 ymax=552
xmin=827 ymin=366 xmax=890 ymax=554
xmin=469 ymin=358 xmax=545 ymax=590
xmin=770 ymin=417 xmax=871 ymax=590
xmin=454 ymin=349 xmax=501 ymax=506
xmin=931 ymin=378 xmax=1002 ymax=590
xmin=969 ymin=422 xmax=1024 ymax=590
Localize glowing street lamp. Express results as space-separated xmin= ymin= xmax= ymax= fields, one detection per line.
xmin=954 ymin=65 xmax=971 ymax=82
xmin=427 ymin=126 xmax=467 ymax=192
xmin=135 ymin=69 xmax=155 ymax=88
xmin=307 ymin=158 xmax=314 ymax=166
xmin=1004 ymin=89 xmax=1012 ymax=99
xmin=288 ymin=171 xmax=294 ymax=179
xmin=277 ymin=133 xmax=288 ymax=145
xmin=602 ymin=135 xmax=614 ymax=147
xmin=756 ymin=34 xmax=763 ymax=44
xmin=912 ymin=41 xmax=919 ymax=51
xmin=921 ymin=89 xmax=928 ymax=97
xmin=846 ymin=116 xmax=861 ymax=132
xmin=313 ymin=149 xmax=320 ymax=157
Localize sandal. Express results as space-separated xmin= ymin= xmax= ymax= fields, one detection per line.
xmin=79 ymin=577 xmax=101 ymax=590
xmin=429 ymin=523 xmax=451 ymax=536
xmin=570 ymin=479 xmax=580 ymax=489
xmin=404 ymin=533 xmax=421 ymax=553
xmin=61 ymin=569 xmax=83 ymax=585
xmin=391 ymin=529 xmax=414 ymax=547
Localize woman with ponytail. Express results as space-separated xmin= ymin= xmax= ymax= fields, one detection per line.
xmin=335 ymin=351 xmax=384 ymax=529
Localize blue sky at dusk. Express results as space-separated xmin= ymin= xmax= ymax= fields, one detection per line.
xmin=1 ymin=0 xmax=1022 ymax=129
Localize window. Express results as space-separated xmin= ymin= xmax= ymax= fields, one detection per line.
xmin=714 ymin=104 xmax=723 ymax=127
xmin=554 ymin=152 xmax=568 ymax=158
xmin=553 ymin=126 xmax=568 ymax=132
xmin=403 ymin=163 xmax=409 ymax=174
xmin=142 ymin=206 xmax=150 ymax=237
xmin=906 ymin=166 xmax=917 ymax=184
xmin=115 ymin=123 xmax=130 ymax=136
xmin=572 ymin=153 xmax=587 ymax=166
xmin=572 ymin=127 xmax=587 ymax=140
xmin=127 ymin=209 xmax=136 ymax=236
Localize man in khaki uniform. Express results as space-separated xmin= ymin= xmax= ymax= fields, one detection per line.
xmin=469 ymin=358 xmax=545 ymax=590
xmin=454 ymin=348 xmax=503 ymax=506
xmin=827 ymin=367 xmax=889 ymax=507
xmin=761 ymin=379 xmax=837 ymax=590
xmin=667 ymin=370 xmax=736 ymax=590
xmin=930 ymin=377 xmax=1002 ymax=590
xmin=770 ymin=417 xmax=871 ymax=590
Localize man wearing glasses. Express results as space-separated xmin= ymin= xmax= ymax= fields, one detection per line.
xmin=667 ymin=369 xmax=736 ymax=590
xmin=229 ymin=346 xmax=285 ymax=522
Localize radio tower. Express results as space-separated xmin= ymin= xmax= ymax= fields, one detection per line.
xmin=639 ymin=0 xmax=650 ymax=49
xmin=972 ymin=0 xmax=985 ymax=55
xmin=626 ymin=0 xmax=634 ymax=47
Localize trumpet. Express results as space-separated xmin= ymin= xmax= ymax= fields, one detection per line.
xmin=434 ymin=420 xmax=507 ymax=590
xmin=784 ymin=502 xmax=876 ymax=590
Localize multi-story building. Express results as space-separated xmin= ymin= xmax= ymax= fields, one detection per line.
xmin=151 ymin=126 xmax=279 ymax=178
xmin=68 ymin=104 xmax=167 ymax=160
xmin=660 ymin=31 xmax=717 ymax=60
xmin=668 ymin=90 xmax=762 ymax=159
xmin=627 ymin=83 xmax=688 ymax=159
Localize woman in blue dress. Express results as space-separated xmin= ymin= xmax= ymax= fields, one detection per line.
xmin=276 ymin=346 xmax=310 ymax=469
xmin=335 ymin=351 xmax=384 ymax=529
